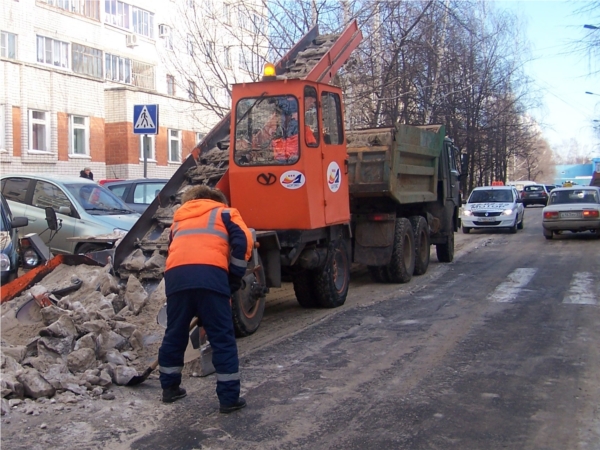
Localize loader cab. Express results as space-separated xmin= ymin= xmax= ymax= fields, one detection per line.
xmin=229 ymin=78 xmax=350 ymax=230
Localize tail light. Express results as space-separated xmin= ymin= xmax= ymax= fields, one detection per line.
xmin=583 ymin=210 xmax=600 ymax=218
xmin=543 ymin=211 xmax=559 ymax=219
xmin=520 ymin=191 xmax=525 ymax=198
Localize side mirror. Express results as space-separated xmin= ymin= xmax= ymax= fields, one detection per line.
xmin=45 ymin=207 xmax=59 ymax=231
xmin=216 ymin=140 xmax=230 ymax=150
xmin=11 ymin=216 xmax=28 ymax=228
xmin=57 ymin=206 xmax=71 ymax=215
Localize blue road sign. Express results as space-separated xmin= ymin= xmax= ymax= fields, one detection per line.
xmin=133 ymin=104 xmax=159 ymax=135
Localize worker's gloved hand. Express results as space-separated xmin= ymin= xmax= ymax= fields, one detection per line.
xmin=228 ymin=274 xmax=243 ymax=294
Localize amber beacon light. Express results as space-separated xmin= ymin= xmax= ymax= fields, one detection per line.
xmin=262 ymin=62 xmax=276 ymax=80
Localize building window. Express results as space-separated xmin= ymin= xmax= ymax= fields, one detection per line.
xmin=204 ymin=41 xmax=214 ymax=62
xmin=105 ymin=53 xmax=131 ymax=83
xmin=139 ymin=134 xmax=155 ymax=160
xmin=223 ymin=3 xmax=230 ymax=25
xmin=36 ymin=36 xmax=69 ymax=68
xmin=131 ymin=60 xmax=155 ymax=90
xmin=167 ymin=75 xmax=175 ymax=96
xmin=72 ymin=43 xmax=102 ymax=78
xmin=105 ymin=0 xmax=130 ymax=28
xmin=1 ymin=31 xmax=17 ymax=59
xmin=223 ymin=46 xmax=232 ymax=69
xmin=187 ymin=34 xmax=194 ymax=56
xmin=237 ymin=8 xmax=248 ymax=29
xmin=0 ymin=106 xmax=5 ymax=152
xmin=168 ymin=129 xmax=181 ymax=162
xmin=188 ymin=80 xmax=197 ymax=101
xmin=132 ymin=6 xmax=154 ymax=38
xmin=29 ymin=110 xmax=50 ymax=152
xmin=70 ymin=115 xmax=88 ymax=155
xmin=196 ymin=132 xmax=204 ymax=145
xmin=43 ymin=0 xmax=100 ymax=20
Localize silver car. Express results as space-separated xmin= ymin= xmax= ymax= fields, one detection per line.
xmin=0 ymin=174 xmax=140 ymax=254
xmin=542 ymin=186 xmax=600 ymax=239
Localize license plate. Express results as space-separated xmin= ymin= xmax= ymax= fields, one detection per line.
xmin=478 ymin=217 xmax=497 ymax=222
xmin=560 ymin=211 xmax=581 ymax=219
xmin=529 ymin=193 xmax=540 ymax=197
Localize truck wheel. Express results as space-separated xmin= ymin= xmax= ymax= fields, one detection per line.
xmin=436 ymin=232 xmax=454 ymax=263
xmin=409 ymin=216 xmax=430 ymax=276
xmin=386 ymin=218 xmax=415 ymax=283
xmin=292 ymin=270 xmax=319 ymax=308
xmin=314 ymin=239 xmax=350 ymax=308
xmin=368 ymin=266 xmax=389 ymax=283
xmin=232 ymin=255 xmax=266 ymax=337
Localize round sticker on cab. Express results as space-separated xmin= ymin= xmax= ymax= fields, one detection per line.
xmin=327 ymin=162 xmax=341 ymax=192
xmin=280 ymin=171 xmax=305 ymax=189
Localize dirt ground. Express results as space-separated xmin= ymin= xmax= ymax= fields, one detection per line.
xmin=0 ymin=235 xmax=479 ymax=450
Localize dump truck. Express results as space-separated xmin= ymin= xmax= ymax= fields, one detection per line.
xmin=109 ymin=20 xmax=463 ymax=338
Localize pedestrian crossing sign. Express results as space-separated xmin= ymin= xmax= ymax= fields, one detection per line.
xmin=133 ymin=104 xmax=159 ymax=135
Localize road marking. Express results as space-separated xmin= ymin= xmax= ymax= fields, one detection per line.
xmin=563 ymin=272 xmax=597 ymax=305
xmin=489 ymin=268 xmax=537 ymax=303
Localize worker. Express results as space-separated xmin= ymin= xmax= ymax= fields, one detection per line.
xmin=158 ymin=185 xmax=253 ymax=413
xmin=80 ymin=167 xmax=94 ymax=180
xmin=271 ymin=96 xmax=317 ymax=162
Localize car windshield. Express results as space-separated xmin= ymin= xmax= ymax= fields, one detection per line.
xmin=468 ymin=189 xmax=513 ymax=203
xmin=525 ymin=185 xmax=544 ymax=192
xmin=63 ymin=183 xmax=134 ymax=214
xmin=549 ymin=189 xmax=600 ymax=205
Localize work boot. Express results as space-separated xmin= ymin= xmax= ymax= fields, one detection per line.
xmin=219 ymin=397 xmax=246 ymax=414
xmin=162 ymin=385 xmax=187 ymax=403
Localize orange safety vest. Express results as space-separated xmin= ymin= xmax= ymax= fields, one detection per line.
xmin=165 ymin=200 xmax=252 ymax=272
xmin=272 ymin=126 xmax=316 ymax=161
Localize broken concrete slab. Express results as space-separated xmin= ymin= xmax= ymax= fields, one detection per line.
xmin=40 ymin=305 xmax=70 ymax=326
xmin=39 ymin=314 xmax=78 ymax=339
xmin=1 ymin=345 xmax=27 ymax=363
xmin=129 ymin=329 xmax=144 ymax=351
xmin=0 ymin=373 xmax=24 ymax=399
xmin=112 ymin=365 xmax=138 ymax=386
xmin=97 ymin=330 xmax=126 ymax=357
xmin=74 ymin=333 xmax=97 ymax=354
xmin=67 ymin=348 xmax=97 ymax=373
xmin=124 ymin=275 xmax=148 ymax=315
xmin=16 ymin=368 xmax=55 ymax=399
xmin=105 ymin=349 xmax=127 ymax=366
xmin=38 ymin=335 xmax=75 ymax=356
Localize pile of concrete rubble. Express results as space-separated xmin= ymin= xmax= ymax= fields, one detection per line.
xmin=0 ymin=260 xmax=170 ymax=415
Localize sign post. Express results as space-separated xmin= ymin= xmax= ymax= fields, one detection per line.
xmin=133 ymin=104 xmax=159 ymax=178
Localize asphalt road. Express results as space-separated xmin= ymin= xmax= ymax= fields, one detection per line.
xmin=128 ymin=207 xmax=600 ymax=450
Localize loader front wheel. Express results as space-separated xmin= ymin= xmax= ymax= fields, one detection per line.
xmin=386 ymin=218 xmax=415 ymax=283
xmin=410 ymin=216 xmax=430 ymax=276
xmin=314 ymin=239 xmax=350 ymax=308
xmin=232 ymin=255 xmax=266 ymax=337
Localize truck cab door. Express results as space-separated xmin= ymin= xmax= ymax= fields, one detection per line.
xmin=318 ymin=88 xmax=350 ymax=225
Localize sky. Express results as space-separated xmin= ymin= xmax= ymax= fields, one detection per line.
xmin=497 ymin=0 xmax=600 ymax=159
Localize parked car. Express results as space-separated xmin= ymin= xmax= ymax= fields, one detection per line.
xmin=521 ymin=184 xmax=550 ymax=207
xmin=1 ymin=193 xmax=29 ymax=285
xmin=545 ymin=184 xmax=558 ymax=193
xmin=542 ymin=186 xmax=600 ymax=240
xmin=103 ymin=179 xmax=168 ymax=213
xmin=460 ymin=186 xmax=524 ymax=234
xmin=0 ymin=175 xmax=140 ymax=255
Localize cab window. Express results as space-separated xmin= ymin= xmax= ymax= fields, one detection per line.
xmin=304 ymin=86 xmax=319 ymax=147
xmin=234 ymin=95 xmax=300 ymax=166
xmin=321 ymin=92 xmax=343 ymax=145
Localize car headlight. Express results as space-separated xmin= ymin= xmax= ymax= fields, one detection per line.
xmin=501 ymin=209 xmax=514 ymax=215
xmin=463 ymin=210 xmax=473 ymax=216
xmin=23 ymin=248 xmax=40 ymax=268
xmin=0 ymin=253 xmax=10 ymax=271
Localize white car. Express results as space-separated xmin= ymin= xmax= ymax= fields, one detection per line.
xmin=461 ymin=186 xmax=525 ymax=234
xmin=542 ymin=186 xmax=600 ymax=239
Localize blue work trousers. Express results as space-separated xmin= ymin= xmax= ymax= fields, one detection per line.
xmin=158 ymin=288 xmax=240 ymax=405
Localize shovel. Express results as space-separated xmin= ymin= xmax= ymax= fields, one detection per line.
xmin=126 ymin=316 xmax=199 ymax=386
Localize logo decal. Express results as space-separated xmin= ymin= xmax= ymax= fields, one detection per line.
xmin=257 ymin=173 xmax=276 ymax=186
xmin=327 ymin=162 xmax=341 ymax=192
xmin=280 ymin=171 xmax=305 ymax=190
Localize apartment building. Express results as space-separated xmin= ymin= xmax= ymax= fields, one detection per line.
xmin=0 ymin=0 xmax=266 ymax=180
